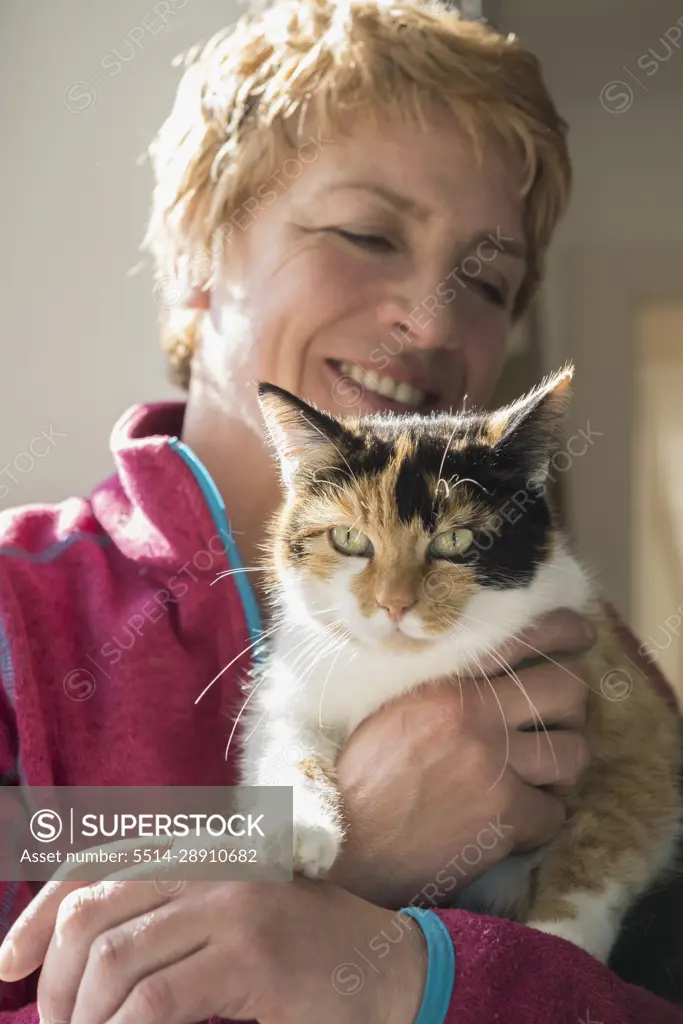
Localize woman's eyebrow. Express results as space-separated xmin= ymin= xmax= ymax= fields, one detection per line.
xmin=315 ymin=182 xmax=431 ymax=220
xmin=312 ymin=184 xmax=526 ymax=260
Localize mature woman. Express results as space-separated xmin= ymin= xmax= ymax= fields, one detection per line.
xmin=0 ymin=0 xmax=680 ymax=1021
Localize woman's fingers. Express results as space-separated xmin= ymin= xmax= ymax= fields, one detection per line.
xmin=67 ymin=897 xmax=207 ymax=1024
xmin=37 ymin=881 xmax=174 ymax=1024
xmin=0 ymin=879 xmax=87 ymax=981
xmin=485 ymin=660 xmax=589 ymax=731
xmin=471 ymin=608 xmax=597 ymax=677
xmin=504 ymin=780 xmax=567 ymax=851
xmin=0 ymin=835 xmax=178 ymax=982
xmin=509 ymin=727 xmax=590 ymax=791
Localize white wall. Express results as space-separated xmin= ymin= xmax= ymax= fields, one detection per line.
xmin=0 ymin=0 xmax=245 ymax=509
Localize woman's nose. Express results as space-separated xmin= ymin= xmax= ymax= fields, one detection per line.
xmin=376 ymin=293 xmax=461 ymax=352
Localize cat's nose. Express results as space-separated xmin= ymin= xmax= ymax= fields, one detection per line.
xmin=376 ymin=596 xmax=417 ymax=622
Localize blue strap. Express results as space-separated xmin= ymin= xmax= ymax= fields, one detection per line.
xmin=398 ymin=907 xmax=456 ymax=1024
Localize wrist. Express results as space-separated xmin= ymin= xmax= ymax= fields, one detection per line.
xmin=379 ymin=913 xmax=428 ymax=1024
xmin=329 ymin=849 xmax=410 ymax=909
xmin=329 ymin=828 xmax=389 ymax=904
xmin=397 ymin=908 xmax=456 ymax=1024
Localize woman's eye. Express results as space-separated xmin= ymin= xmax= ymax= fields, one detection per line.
xmin=470 ymin=279 xmax=506 ymax=308
xmin=333 ymin=230 xmax=395 ymax=252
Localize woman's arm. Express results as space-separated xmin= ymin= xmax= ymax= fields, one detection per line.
xmin=431 ymin=907 xmax=683 ymax=1023
xmin=2 ymin=879 xmax=683 ymax=1024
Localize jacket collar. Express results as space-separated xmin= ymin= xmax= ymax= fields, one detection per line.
xmin=94 ymin=402 xmax=226 ymax=569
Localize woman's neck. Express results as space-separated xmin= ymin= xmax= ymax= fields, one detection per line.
xmin=181 ymin=382 xmax=282 ymax=611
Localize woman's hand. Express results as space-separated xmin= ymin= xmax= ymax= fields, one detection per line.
xmin=329 ymin=608 xmax=595 ymax=908
xmin=0 ymin=876 xmax=427 ymax=1024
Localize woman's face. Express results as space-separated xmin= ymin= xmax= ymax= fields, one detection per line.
xmin=199 ymin=110 xmax=528 ymax=422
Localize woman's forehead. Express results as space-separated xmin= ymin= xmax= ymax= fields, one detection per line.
xmin=291 ymin=110 xmax=526 ymax=235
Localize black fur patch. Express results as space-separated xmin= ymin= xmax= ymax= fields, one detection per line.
xmin=355 ymin=416 xmax=552 ymax=590
xmin=394 ymin=455 xmax=434 ymax=529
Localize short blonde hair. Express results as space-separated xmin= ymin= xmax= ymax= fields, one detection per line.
xmin=143 ymin=0 xmax=571 ymax=390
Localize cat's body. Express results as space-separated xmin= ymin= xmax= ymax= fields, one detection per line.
xmin=239 ymin=368 xmax=683 ymax=963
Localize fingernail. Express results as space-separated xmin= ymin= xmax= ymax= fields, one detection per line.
xmin=0 ymin=937 xmax=15 ymax=978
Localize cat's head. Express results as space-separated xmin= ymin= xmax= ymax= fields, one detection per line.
xmin=258 ymin=366 xmax=575 ymax=650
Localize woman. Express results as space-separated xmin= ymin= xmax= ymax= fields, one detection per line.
xmin=0 ymin=0 xmax=680 ymax=1021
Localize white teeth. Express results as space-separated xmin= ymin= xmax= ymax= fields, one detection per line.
xmin=337 ymin=361 xmax=426 ymax=406
xmin=377 ymin=377 xmax=396 ymax=397
xmin=395 ymin=383 xmax=417 ymax=404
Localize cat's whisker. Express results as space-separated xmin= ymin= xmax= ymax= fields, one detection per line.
xmin=453 ymin=611 xmax=563 ymax=780
xmin=237 ymin=619 xmax=349 ymax=757
xmin=454 ymin=612 xmax=554 ymax=716
xmin=436 ymin=611 xmax=489 ymax=707
xmin=292 ymin=619 xmax=348 ymax=683
xmin=211 ymin=566 xmax=269 ymax=584
xmin=474 ymin=638 xmax=545 ymax=727
xmin=288 ymin=621 xmax=348 ymax=684
xmin=317 ymin=633 xmax=351 ymax=729
xmin=291 ymin=628 xmax=350 ymax=732
xmin=224 ymin=665 xmax=273 ymax=761
xmin=483 ymin=645 xmax=547 ymax=731
xmin=480 ymin=644 xmax=559 ymax=781
xmin=456 ymin=669 xmax=466 ymax=716
xmin=287 ymin=630 xmax=332 ymax=676
xmin=469 ymin=650 xmax=513 ymax=790
xmin=226 ymin=625 xmax=328 ymax=757
xmin=431 ymin=611 xmax=513 ymax=789
xmin=450 ymin=476 xmax=490 ymax=494
xmin=477 ymin=662 xmax=513 ymax=791
xmin=310 ymin=473 xmax=347 ymax=494
xmin=279 ymin=624 xmax=334 ymax=680
xmin=456 ymin=608 xmax=592 ymax=693
xmin=467 ymin=664 xmax=487 ymax=707
xmin=434 ymin=419 xmax=461 ymax=510
xmin=206 ymin=601 xmax=343 ymax=707
xmin=432 ymin=612 xmax=501 ymax=758
xmin=195 ymin=619 xmax=284 ymax=704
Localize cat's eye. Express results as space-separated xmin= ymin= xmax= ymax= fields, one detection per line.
xmin=429 ymin=528 xmax=475 ymax=560
xmin=329 ymin=526 xmax=374 ymax=557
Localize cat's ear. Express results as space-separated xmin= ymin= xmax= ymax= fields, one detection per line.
xmin=488 ymin=364 xmax=574 ymax=488
xmin=257 ymin=382 xmax=347 ymax=488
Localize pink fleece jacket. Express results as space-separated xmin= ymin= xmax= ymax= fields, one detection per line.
xmin=0 ymin=402 xmax=680 ymax=1024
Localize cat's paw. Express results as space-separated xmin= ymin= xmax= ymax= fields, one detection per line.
xmin=293 ymin=818 xmax=342 ymax=879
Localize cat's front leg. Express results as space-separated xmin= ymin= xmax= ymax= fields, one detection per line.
xmin=247 ymin=720 xmax=344 ymax=880
xmin=290 ymin=754 xmax=345 ymax=879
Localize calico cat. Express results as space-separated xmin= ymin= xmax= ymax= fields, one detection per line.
xmin=239 ymin=365 xmax=683 ymax=963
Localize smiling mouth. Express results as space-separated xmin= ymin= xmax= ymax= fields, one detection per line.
xmin=327 ymin=359 xmax=439 ymax=410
